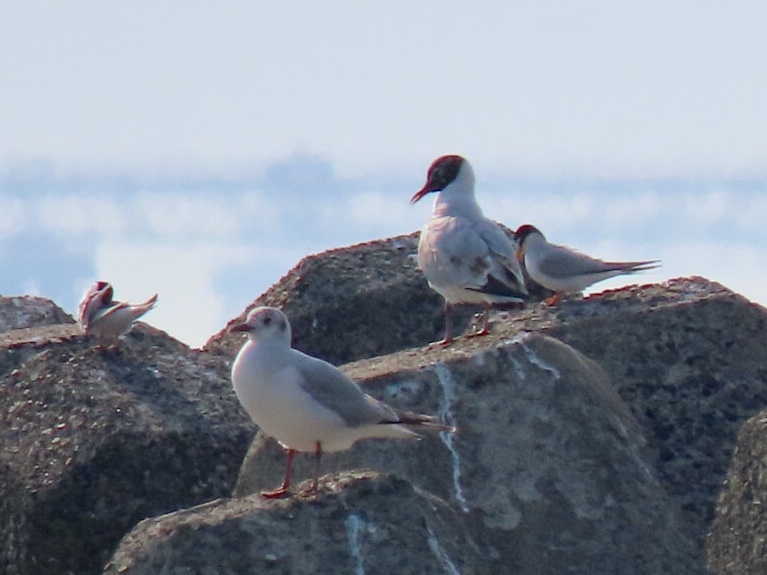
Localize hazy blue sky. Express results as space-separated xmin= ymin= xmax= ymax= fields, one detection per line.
xmin=1 ymin=2 xmax=765 ymax=346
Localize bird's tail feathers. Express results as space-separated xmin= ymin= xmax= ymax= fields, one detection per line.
xmin=615 ymin=260 xmax=662 ymax=273
xmin=133 ymin=293 xmax=159 ymax=315
xmin=467 ymin=274 xmax=527 ymax=301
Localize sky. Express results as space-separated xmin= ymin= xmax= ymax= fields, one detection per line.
xmin=1 ymin=2 xmax=766 ymax=347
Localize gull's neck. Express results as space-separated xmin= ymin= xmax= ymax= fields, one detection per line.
xmin=238 ymin=341 xmax=294 ymax=384
xmin=431 ymin=163 xmax=484 ymax=220
xmin=248 ymin=334 xmax=291 ymax=362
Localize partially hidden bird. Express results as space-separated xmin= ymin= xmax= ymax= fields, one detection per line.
xmin=230 ymin=306 xmax=453 ymax=498
xmin=77 ymin=281 xmax=158 ymax=339
xmin=514 ymin=224 xmax=661 ymax=306
xmin=411 ymin=154 xmax=527 ymax=344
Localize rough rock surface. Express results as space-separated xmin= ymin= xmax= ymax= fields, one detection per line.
xmin=205 ymin=234 xmax=448 ymax=363
xmin=707 ymin=410 xmax=767 ymax=574
xmin=0 ymin=321 xmax=253 ymax=575
xmin=536 ymin=278 xmax=767 ymax=557
xmin=114 ymin=333 xmax=697 ymax=575
xmin=205 ymin=233 xmax=546 ymax=364
xmin=105 ymin=472 xmax=488 ymax=575
xmin=0 ymin=295 xmax=74 ymax=333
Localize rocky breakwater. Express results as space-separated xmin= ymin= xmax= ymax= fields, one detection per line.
xmin=110 ymin=329 xmax=698 ymax=575
xmin=2 ymin=234 xmax=766 ymax=574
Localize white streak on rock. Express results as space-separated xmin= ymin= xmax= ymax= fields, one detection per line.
xmin=502 ymin=334 xmax=559 ymax=379
xmin=509 ymin=353 xmax=526 ymax=381
xmin=501 ymin=334 xmax=525 ymax=347
xmin=520 ymin=341 xmax=561 ymax=379
xmin=432 ymin=364 xmax=469 ymax=512
xmin=427 ymin=526 xmax=462 ymax=575
xmin=615 ymin=420 xmax=657 ymax=484
xmin=345 ymin=513 xmax=367 ymax=575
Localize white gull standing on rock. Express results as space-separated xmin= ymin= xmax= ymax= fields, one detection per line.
xmin=514 ymin=224 xmax=661 ymax=306
xmin=411 ymin=154 xmax=527 ymax=345
xmin=77 ymin=281 xmax=158 ymax=340
xmin=230 ymin=306 xmax=453 ymax=498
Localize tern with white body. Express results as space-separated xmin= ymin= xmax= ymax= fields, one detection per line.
xmin=514 ymin=224 xmax=661 ymax=306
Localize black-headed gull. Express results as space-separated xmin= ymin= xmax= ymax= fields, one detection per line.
xmin=411 ymin=154 xmax=527 ymax=344
xmin=514 ymin=224 xmax=661 ymax=306
xmin=230 ymin=306 xmax=452 ymax=498
xmin=77 ymin=281 xmax=158 ymax=338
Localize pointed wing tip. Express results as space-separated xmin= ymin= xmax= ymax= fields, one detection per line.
xmin=417 ymin=417 xmax=457 ymax=434
xmin=630 ymin=260 xmax=662 ymax=272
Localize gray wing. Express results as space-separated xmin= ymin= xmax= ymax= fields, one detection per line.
xmin=474 ymin=218 xmax=526 ymax=290
xmin=475 ymin=218 xmax=515 ymax=258
xmin=294 ymin=352 xmax=400 ymax=427
xmin=539 ymin=244 xmax=657 ymax=279
xmin=423 ymin=217 xmax=525 ymax=296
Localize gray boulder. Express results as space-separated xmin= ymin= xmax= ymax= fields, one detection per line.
xmin=203 ymin=230 xmax=551 ymax=365
xmin=0 ymin=295 xmax=74 ymax=333
xmin=204 ymin=233 xmax=543 ymax=365
xmin=539 ymin=277 xmax=767 ymax=559
xmin=0 ymin=322 xmax=253 ymax=575
xmin=205 ymin=233 xmax=448 ymax=364
xmin=105 ymin=472 xmax=489 ymax=575
xmin=707 ymin=407 xmax=767 ymax=575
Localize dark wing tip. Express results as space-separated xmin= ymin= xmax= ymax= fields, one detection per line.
xmin=392 ymin=410 xmax=456 ymax=433
xmin=466 ymin=274 xmax=527 ymax=300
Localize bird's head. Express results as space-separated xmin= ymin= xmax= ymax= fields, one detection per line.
xmin=410 ymin=154 xmax=470 ymax=205
xmin=230 ymin=306 xmax=292 ymax=343
xmin=513 ymin=224 xmax=545 ymax=262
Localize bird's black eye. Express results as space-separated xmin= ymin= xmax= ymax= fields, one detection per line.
xmin=263 ymin=316 xmax=272 ymax=325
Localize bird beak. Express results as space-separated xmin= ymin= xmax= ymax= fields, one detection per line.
xmin=229 ymin=322 xmax=251 ymax=333
xmin=410 ymin=185 xmax=431 ymax=205
xmin=515 ymin=246 xmax=526 ymax=266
